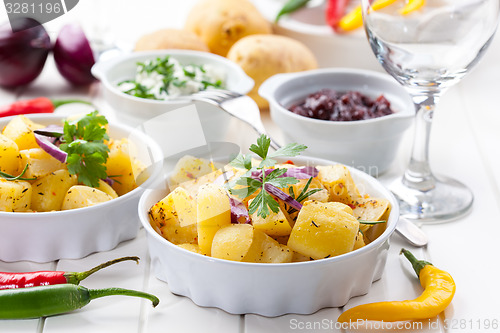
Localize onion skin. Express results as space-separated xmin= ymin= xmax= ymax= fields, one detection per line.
xmin=53 ymin=23 xmax=96 ymax=85
xmin=0 ymin=18 xmax=51 ymax=88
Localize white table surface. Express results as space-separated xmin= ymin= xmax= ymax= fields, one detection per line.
xmin=1 ymin=1 xmax=500 ymax=332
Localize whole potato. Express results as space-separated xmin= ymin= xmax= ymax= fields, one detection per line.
xmin=185 ymin=0 xmax=272 ymax=56
xmin=135 ymin=29 xmax=209 ymax=52
xmin=227 ymin=34 xmax=318 ymax=109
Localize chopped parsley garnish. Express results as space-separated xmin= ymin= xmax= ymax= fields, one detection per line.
xmin=226 ymin=135 xmax=307 ymax=219
xmin=118 ymin=55 xmax=225 ymax=100
xmin=59 ymin=111 xmax=110 ymax=188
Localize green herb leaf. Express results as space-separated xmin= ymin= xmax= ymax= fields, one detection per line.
xmin=59 ymin=111 xmax=110 ymax=188
xmin=268 ymin=142 xmax=307 ymax=159
xmin=229 ymin=153 xmax=253 ymax=170
xmin=227 ymin=134 xmax=309 ymax=219
xmin=249 ymin=189 xmax=280 ymax=218
xmin=0 ymin=164 xmax=36 ymax=181
xmin=249 ymin=135 xmax=271 ymax=160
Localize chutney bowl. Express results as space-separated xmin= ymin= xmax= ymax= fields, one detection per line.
xmin=259 ymin=68 xmax=415 ymax=176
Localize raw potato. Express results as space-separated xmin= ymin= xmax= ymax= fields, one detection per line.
xmin=249 ymin=198 xmax=292 ymax=237
xmin=196 ymin=184 xmax=231 ymax=255
xmin=148 ymin=187 xmax=198 ymax=244
xmin=243 ymin=229 xmax=293 ymax=263
xmin=287 ymin=200 xmax=359 ymax=259
xmin=135 ymin=28 xmax=209 ymax=52
xmin=19 ymin=148 xmax=66 ymax=179
xmin=211 ymin=224 xmax=254 ymax=261
xmin=1 ymin=115 xmax=44 ymax=150
xmin=0 ymin=179 xmax=32 ymax=212
xmin=61 ymin=186 xmax=113 ymax=210
xmin=227 ymin=34 xmax=318 ymax=109
xmin=0 ymin=133 xmax=21 ymax=175
xmin=31 ymin=169 xmax=78 ymax=212
xmin=185 ymin=0 xmax=271 ymax=56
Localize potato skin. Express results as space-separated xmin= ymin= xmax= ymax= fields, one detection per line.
xmin=227 ymin=34 xmax=317 ymax=109
xmin=135 ymin=29 xmax=209 ymax=52
xmin=185 ymin=0 xmax=272 ymax=56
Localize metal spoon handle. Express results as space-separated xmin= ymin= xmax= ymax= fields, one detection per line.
xmin=396 ymin=218 xmax=428 ymax=247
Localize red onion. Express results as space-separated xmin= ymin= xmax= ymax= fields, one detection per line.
xmin=229 ymin=198 xmax=251 ymax=224
xmin=0 ymin=18 xmax=51 ymax=88
xmin=34 ymin=129 xmax=67 ymax=163
xmin=264 ymin=183 xmax=302 ymax=211
xmin=53 ymin=23 xmax=96 ymax=85
xmin=282 ymin=166 xmax=319 ymax=179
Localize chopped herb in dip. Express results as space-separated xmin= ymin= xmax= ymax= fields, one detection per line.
xmin=118 ymin=56 xmax=226 ymax=100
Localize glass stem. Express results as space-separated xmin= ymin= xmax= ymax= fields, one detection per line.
xmin=403 ymin=93 xmax=441 ymax=192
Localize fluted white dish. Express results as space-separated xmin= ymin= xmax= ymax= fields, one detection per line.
xmin=0 ymin=114 xmax=163 ymax=263
xmin=138 ymin=156 xmax=398 ymax=316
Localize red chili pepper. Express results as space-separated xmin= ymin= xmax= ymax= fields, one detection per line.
xmin=0 ymin=97 xmax=92 ymax=118
xmin=325 ymin=0 xmax=349 ymax=32
xmin=0 ymin=256 xmax=139 ymax=290
xmin=284 ymin=160 xmax=295 ymax=165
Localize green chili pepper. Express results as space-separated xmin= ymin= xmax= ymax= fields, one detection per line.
xmin=0 ymin=284 xmax=159 ymax=319
xmin=275 ymin=0 xmax=310 ymax=22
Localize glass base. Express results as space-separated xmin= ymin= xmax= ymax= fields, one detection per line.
xmin=391 ymin=174 xmax=474 ymax=223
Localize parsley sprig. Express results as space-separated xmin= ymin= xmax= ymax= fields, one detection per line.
xmin=59 ymin=111 xmax=110 ymax=188
xmin=227 ymin=135 xmax=307 ymax=219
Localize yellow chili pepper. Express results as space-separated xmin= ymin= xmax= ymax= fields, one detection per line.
xmin=338 ymin=0 xmax=398 ymax=32
xmin=338 ymin=0 xmax=425 ymax=31
xmin=337 ymin=248 xmax=456 ymax=323
xmin=399 ymin=0 xmax=426 ymax=15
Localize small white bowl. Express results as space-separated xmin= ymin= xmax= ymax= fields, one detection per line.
xmin=251 ymin=0 xmax=383 ymax=70
xmin=259 ymin=68 xmax=414 ymax=176
xmin=0 ymin=114 xmax=163 ymax=263
xmin=91 ymin=50 xmax=254 ymax=138
xmin=138 ymin=156 xmax=398 ymax=317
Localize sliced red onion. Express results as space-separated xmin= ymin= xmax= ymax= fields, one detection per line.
xmin=229 ymin=197 xmax=251 ymax=224
xmin=103 ymin=177 xmax=115 ymax=186
xmin=264 ymin=183 xmax=302 ymax=211
xmin=34 ymin=130 xmax=67 ymax=163
xmin=282 ymin=166 xmax=318 ymax=179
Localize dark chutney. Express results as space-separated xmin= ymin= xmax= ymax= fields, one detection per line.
xmin=288 ymin=89 xmax=394 ymax=121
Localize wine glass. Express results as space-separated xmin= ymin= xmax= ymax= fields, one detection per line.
xmin=361 ymin=0 xmax=500 ymax=222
